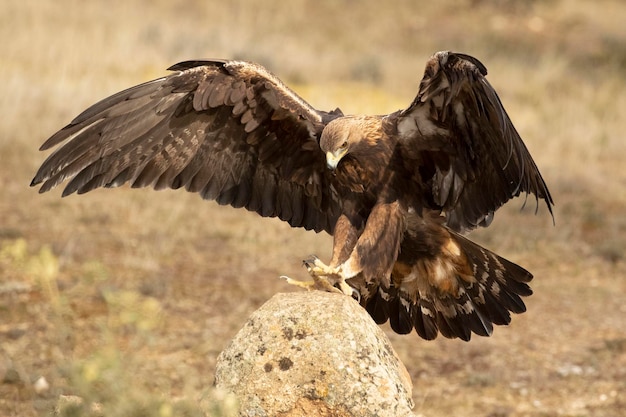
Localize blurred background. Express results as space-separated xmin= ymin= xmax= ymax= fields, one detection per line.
xmin=1 ymin=0 xmax=625 ymax=416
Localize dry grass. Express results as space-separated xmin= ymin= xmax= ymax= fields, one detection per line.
xmin=1 ymin=0 xmax=625 ymax=416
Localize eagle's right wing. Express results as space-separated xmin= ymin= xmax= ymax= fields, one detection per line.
xmin=31 ymin=60 xmax=343 ymax=233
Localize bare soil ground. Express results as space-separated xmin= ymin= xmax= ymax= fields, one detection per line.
xmin=1 ymin=1 xmax=625 ymax=416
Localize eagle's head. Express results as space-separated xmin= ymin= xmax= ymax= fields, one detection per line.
xmin=320 ymin=116 xmax=382 ymax=171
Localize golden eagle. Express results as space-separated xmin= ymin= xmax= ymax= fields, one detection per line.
xmin=31 ymin=51 xmax=553 ymax=341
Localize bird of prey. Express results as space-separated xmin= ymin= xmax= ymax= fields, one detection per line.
xmin=31 ymin=51 xmax=553 ymax=341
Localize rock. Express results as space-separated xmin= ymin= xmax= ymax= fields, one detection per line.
xmin=215 ymin=291 xmax=415 ymax=417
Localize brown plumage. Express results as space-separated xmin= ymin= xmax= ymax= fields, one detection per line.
xmin=31 ymin=51 xmax=554 ymax=341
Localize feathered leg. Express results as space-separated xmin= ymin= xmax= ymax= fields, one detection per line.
xmin=301 ymin=201 xmax=403 ymax=298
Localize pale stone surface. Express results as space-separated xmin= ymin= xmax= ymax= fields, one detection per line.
xmin=215 ymin=291 xmax=416 ymax=417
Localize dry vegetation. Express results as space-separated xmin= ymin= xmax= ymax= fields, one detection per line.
xmin=1 ymin=0 xmax=625 ymax=416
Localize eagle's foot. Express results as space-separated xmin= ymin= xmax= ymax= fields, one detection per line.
xmin=280 ymin=275 xmax=342 ymax=294
xmin=300 ymin=255 xmax=356 ymax=298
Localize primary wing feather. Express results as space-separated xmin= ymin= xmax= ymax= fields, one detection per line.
xmin=396 ymin=51 xmax=554 ymax=232
xmin=31 ymin=60 xmax=343 ymax=233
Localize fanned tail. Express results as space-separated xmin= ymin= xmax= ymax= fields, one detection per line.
xmin=363 ymin=219 xmax=532 ymax=341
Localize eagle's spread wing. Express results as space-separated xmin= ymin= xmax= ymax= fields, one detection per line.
xmin=396 ymin=51 xmax=554 ymax=232
xmin=31 ymin=60 xmax=343 ymax=233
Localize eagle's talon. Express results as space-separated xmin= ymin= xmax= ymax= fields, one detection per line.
xmin=302 ymin=255 xmax=321 ymax=272
xmin=303 ymin=255 xmax=340 ymax=278
xmin=349 ymin=286 xmax=361 ymax=303
xmin=280 ymin=275 xmax=316 ymax=291
xmin=302 ymin=256 xmax=313 ymax=267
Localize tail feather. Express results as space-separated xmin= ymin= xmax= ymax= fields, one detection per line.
xmin=437 ymin=308 xmax=472 ymax=341
xmin=363 ymin=226 xmax=534 ymax=341
xmin=364 ymin=287 xmax=391 ymax=325
xmin=388 ymin=288 xmax=414 ymax=335
xmin=411 ymin=299 xmax=439 ymax=340
xmin=479 ymin=287 xmax=513 ymax=326
xmin=463 ymin=304 xmax=493 ymax=337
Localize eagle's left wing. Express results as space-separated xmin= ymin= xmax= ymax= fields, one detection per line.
xmin=395 ymin=51 xmax=554 ymax=232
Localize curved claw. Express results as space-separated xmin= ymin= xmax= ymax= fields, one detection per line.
xmin=302 ymin=255 xmax=319 ymax=266
xmin=349 ymin=286 xmax=361 ymax=303
xmin=280 ymin=275 xmax=314 ymax=291
xmin=302 ymin=255 xmax=320 ymax=272
xmin=303 ymin=255 xmax=340 ymax=278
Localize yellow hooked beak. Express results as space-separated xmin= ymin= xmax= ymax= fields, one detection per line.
xmin=326 ymin=149 xmax=347 ymax=170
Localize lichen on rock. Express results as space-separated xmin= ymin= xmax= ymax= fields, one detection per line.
xmin=215 ymin=291 xmax=415 ymax=417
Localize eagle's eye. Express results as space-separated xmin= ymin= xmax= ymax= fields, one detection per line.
xmin=339 ymin=140 xmax=348 ymax=150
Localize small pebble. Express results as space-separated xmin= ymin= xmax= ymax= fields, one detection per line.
xmin=34 ymin=376 xmax=49 ymax=394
